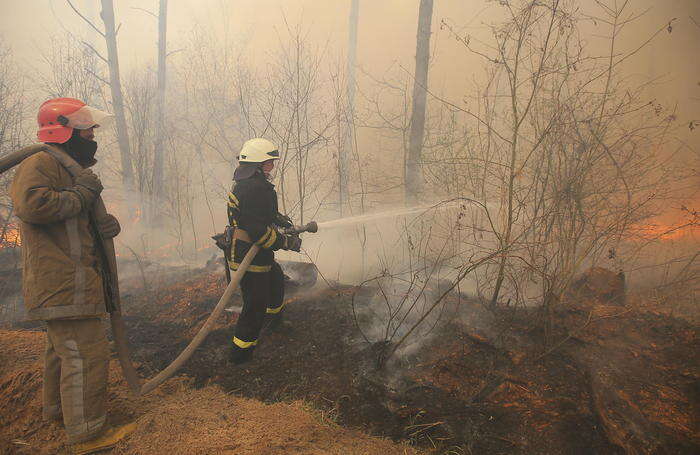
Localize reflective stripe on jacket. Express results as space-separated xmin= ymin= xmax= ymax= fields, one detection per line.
xmin=227 ymin=171 xmax=285 ymax=271
xmin=9 ymin=149 xmax=105 ymax=321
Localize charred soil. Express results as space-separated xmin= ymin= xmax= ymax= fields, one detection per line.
xmin=1 ymin=263 xmax=697 ymax=454
xmin=115 ymin=265 xmax=699 ymax=454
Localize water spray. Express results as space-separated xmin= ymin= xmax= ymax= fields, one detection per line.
xmin=316 ymin=202 xmax=460 ymax=230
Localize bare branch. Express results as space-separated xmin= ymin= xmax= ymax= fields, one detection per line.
xmin=85 ymin=67 xmax=110 ymax=86
xmin=81 ymin=41 xmax=108 ymax=63
xmin=166 ymin=48 xmax=184 ymax=58
xmin=65 ymin=0 xmax=105 ymax=37
xmin=131 ymin=7 xmax=157 ymax=19
xmin=690 ymin=15 xmax=700 ymax=29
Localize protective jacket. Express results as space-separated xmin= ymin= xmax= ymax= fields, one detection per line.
xmin=10 ymin=149 xmax=105 ymax=321
xmin=227 ymin=170 xmax=286 ymax=272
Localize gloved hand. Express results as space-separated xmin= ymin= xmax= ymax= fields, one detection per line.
xmin=284 ymin=234 xmax=302 ymax=252
xmin=275 ymin=212 xmax=293 ymax=229
xmin=98 ymin=213 xmax=121 ymax=238
xmin=75 ymin=169 xmax=104 ymax=195
xmin=212 ymin=232 xmax=227 ymax=250
xmin=74 ymin=169 xmax=103 ymax=208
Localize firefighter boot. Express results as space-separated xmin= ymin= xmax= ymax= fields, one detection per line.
xmin=229 ymin=344 xmax=255 ymax=365
xmin=265 ymin=311 xmax=293 ymax=333
xmin=72 ymin=422 xmax=136 ymax=455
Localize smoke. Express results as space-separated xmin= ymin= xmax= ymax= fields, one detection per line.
xmin=276 ymin=202 xmax=494 ymax=362
xmin=2 ymin=0 xmax=695 ymax=326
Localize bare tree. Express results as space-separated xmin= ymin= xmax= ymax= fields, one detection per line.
xmin=432 ymin=0 xmax=691 ymax=329
xmin=405 ymin=0 xmax=433 ymax=204
xmin=0 ymin=40 xmax=26 ymax=321
xmin=123 ymin=69 xmax=156 ymax=195
xmin=66 ymin=0 xmax=135 ymax=190
xmin=100 ymin=0 xmax=134 ymax=190
xmin=338 ymin=0 xmax=359 ymax=215
xmin=152 ymin=0 xmax=169 ymax=220
xmin=35 ymin=34 xmax=107 ymax=107
xmin=0 ymin=39 xmax=26 ymax=246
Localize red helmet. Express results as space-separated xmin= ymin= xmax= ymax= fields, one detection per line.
xmin=37 ymin=97 xmax=112 ymax=144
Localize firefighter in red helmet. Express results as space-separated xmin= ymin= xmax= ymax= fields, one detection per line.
xmin=10 ymin=98 xmax=135 ymax=453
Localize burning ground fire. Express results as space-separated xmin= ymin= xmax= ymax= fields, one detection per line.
xmin=630 ymin=222 xmax=699 ymax=241
xmin=0 ymin=223 xmax=21 ymax=248
xmin=628 ymin=205 xmax=699 ymax=241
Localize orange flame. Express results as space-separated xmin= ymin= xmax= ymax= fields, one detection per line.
xmin=629 ymin=223 xmax=699 ymax=241
xmin=1 ymin=224 xmax=21 ymax=248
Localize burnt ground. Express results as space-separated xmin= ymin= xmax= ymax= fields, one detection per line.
xmin=115 ymin=263 xmax=699 ymax=455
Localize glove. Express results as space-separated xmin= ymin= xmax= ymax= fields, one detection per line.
xmin=275 ymin=212 xmax=293 ymax=229
xmin=98 ymin=213 xmax=121 ymax=238
xmin=74 ymin=169 xmax=103 ymax=208
xmin=212 ymin=226 xmax=235 ymax=251
xmin=283 ymin=234 xmax=302 ymax=252
xmin=75 ymin=169 xmax=104 ymax=195
xmin=212 ymin=232 xmax=227 ymax=250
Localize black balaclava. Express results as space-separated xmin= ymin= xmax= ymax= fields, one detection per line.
xmin=233 ymin=162 xmax=262 ymax=181
xmin=63 ymin=128 xmax=98 ymax=168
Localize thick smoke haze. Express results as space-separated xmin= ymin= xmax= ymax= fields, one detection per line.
xmin=1 ymin=6 xmax=698 ymax=454
xmin=1 ymin=0 xmax=698 ymax=292
xmin=3 ymin=1 xmax=697 ymax=115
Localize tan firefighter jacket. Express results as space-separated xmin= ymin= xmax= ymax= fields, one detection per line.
xmin=9 ymin=148 xmax=106 ymax=321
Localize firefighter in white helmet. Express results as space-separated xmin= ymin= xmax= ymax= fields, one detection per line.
xmin=226 ymin=138 xmax=301 ymax=364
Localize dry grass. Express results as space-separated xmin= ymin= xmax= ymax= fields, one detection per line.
xmin=0 ymin=329 xmax=424 ymax=455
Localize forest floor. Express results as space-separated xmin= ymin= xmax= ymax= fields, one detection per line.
xmin=1 ymin=259 xmax=698 ymax=454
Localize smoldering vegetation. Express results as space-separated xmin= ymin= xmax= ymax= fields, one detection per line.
xmin=0 ymin=0 xmax=698 ymax=453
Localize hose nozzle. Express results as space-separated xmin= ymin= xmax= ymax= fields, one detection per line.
xmin=282 ymin=221 xmax=318 ymax=235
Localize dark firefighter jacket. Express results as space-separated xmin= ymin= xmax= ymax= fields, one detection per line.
xmin=9 ymin=149 xmax=105 ymax=321
xmin=227 ymin=170 xmax=285 ymax=272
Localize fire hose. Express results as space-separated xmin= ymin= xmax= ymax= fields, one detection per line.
xmin=1 ymin=144 xmax=318 ymax=395
xmin=141 ymin=221 xmax=317 ymax=395
xmin=2 ymin=144 xmax=142 ymax=393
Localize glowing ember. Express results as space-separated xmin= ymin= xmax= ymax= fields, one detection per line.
xmin=132 ymin=207 xmax=142 ymax=224
xmin=0 ymin=224 xmax=21 ymax=248
xmin=630 ymin=223 xmax=699 ymax=241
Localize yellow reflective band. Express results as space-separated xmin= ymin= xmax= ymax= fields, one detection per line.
xmin=266 ymin=302 xmax=286 ymax=314
xmin=227 ymin=192 xmax=240 ymax=206
xmin=255 ymin=227 xmax=273 ymax=247
xmin=228 ymin=193 xmax=240 ymax=209
xmin=228 ymin=260 xmax=272 ymax=273
xmin=262 ymin=229 xmax=277 ymax=249
xmin=232 ymin=337 xmax=258 ymax=349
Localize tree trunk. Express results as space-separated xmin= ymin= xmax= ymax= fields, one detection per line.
xmin=151 ymin=0 xmax=168 ymax=223
xmin=339 ymin=0 xmax=359 ymax=216
xmin=405 ymin=0 xmax=433 ymax=205
xmin=100 ymin=0 xmax=134 ymax=190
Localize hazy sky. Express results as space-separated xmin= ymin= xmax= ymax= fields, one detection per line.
xmin=1 ymin=1 xmax=696 ymax=254
xmin=1 ymin=0 xmax=698 ymax=150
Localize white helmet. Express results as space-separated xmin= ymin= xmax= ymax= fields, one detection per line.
xmin=238 ymin=138 xmax=280 ymax=163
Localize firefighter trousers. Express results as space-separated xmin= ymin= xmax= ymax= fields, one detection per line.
xmin=43 ymin=318 xmax=109 ymax=443
xmin=231 ymin=261 xmax=285 ymax=358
